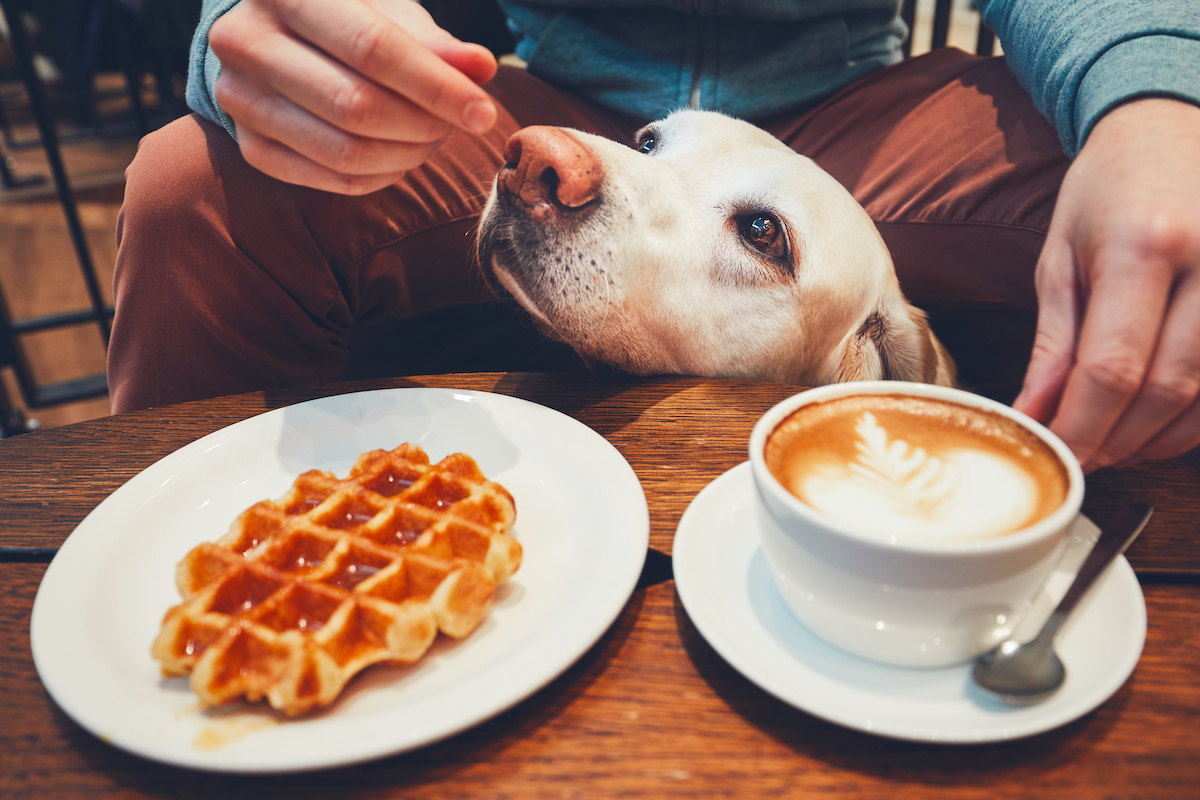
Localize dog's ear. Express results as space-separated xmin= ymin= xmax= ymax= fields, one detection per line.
xmin=833 ymin=304 xmax=955 ymax=386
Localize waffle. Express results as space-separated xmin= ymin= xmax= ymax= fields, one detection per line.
xmin=151 ymin=443 xmax=521 ymax=715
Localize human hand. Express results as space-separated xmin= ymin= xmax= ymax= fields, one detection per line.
xmin=1014 ymin=98 xmax=1200 ymax=472
xmin=208 ymin=0 xmax=498 ymax=194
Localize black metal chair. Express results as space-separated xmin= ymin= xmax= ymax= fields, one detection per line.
xmin=0 ymin=0 xmax=196 ymax=436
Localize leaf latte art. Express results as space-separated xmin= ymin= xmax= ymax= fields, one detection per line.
xmin=764 ymin=395 xmax=1069 ymax=542
xmin=847 ymin=412 xmax=958 ymax=516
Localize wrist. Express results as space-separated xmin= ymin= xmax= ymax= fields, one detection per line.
xmin=1084 ymin=97 xmax=1200 ymax=152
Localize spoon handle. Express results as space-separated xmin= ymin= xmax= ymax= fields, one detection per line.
xmin=1054 ymin=503 xmax=1153 ymax=622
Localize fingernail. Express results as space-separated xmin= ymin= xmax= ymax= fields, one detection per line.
xmin=461 ymin=99 xmax=495 ymax=133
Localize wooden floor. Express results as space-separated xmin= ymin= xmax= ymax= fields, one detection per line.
xmin=0 ymin=2 xmax=989 ymax=435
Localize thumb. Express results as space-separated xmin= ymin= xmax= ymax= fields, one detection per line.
xmin=427 ymin=38 xmax=499 ymax=86
xmin=371 ymin=1 xmax=500 ymax=85
xmin=1013 ymin=237 xmax=1081 ymax=423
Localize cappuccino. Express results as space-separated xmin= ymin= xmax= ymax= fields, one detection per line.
xmin=764 ymin=394 xmax=1069 ymax=542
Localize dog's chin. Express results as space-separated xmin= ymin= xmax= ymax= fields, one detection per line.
xmin=490 ymin=257 xmax=555 ymax=332
xmin=478 ymin=244 xmax=642 ymax=377
xmin=479 ymin=242 xmax=575 ymax=343
xmin=476 ymin=222 xmax=512 ymax=295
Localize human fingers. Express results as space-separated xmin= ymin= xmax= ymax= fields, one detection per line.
xmin=211 ymin=0 xmax=491 ymax=139
xmin=367 ymin=0 xmax=498 ymax=85
xmin=209 ymin=0 xmax=494 ymax=190
xmin=1044 ymin=247 xmax=1172 ymax=470
xmin=1087 ymin=270 xmax=1200 ymax=468
xmin=219 ymin=72 xmax=443 ymax=189
xmin=219 ymin=28 xmax=454 ymax=149
xmin=234 ymin=122 xmax=414 ymax=195
xmin=276 ymin=0 xmax=497 ymax=134
xmin=1012 ymin=235 xmax=1080 ymax=425
xmin=426 ymin=40 xmax=499 ymax=87
xmin=1115 ymin=396 xmax=1200 ymax=466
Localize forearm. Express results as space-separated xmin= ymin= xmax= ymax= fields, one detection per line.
xmin=977 ymin=0 xmax=1200 ymax=156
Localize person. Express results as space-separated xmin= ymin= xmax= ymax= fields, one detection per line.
xmin=108 ymin=0 xmax=1200 ymax=475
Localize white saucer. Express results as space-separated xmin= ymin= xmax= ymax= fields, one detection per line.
xmin=672 ymin=462 xmax=1146 ymax=744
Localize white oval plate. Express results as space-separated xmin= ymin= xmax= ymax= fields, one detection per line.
xmin=31 ymin=388 xmax=649 ymax=772
xmin=673 ymin=462 xmax=1146 ymax=744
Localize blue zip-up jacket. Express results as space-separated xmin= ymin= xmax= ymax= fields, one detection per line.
xmin=186 ymin=0 xmax=1200 ymax=157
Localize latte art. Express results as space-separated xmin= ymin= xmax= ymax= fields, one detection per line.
xmin=799 ymin=411 xmax=1041 ymax=540
xmin=765 ymin=395 xmax=1069 ymax=541
xmin=847 ymin=412 xmax=958 ymax=514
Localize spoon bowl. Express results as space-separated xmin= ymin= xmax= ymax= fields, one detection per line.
xmin=973 ymin=627 xmax=1067 ymax=704
xmin=972 ymin=503 xmax=1153 ymax=703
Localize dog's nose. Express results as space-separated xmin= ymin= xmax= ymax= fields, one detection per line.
xmin=499 ymin=127 xmax=602 ymax=210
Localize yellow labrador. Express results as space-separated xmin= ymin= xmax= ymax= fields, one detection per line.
xmin=477 ymin=109 xmax=954 ymax=387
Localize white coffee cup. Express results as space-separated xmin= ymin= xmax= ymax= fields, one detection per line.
xmin=749 ymin=380 xmax=1085 ymax=668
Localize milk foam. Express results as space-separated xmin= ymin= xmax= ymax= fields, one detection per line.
xmin=791 ymin=412 xmax=1041 ymax=541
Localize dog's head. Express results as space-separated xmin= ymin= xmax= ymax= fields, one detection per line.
xmin=477 ymin=109 xmax=953 ymax=387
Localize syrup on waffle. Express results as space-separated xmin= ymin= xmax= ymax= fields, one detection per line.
xmin=151 ymin=443 xmax=520 ymax=715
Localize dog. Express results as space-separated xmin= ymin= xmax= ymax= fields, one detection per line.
xmin=476 ymin=109 xmax=954 ymax=387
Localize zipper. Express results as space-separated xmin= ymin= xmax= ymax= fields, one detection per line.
xmin=688 ymin=0 xmax=706 ymax=108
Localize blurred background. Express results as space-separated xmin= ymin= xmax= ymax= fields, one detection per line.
xmin=0 ymin=0 xmax=995 ymax=435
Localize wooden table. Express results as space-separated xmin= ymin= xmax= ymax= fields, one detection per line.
xmin=2 ymin=373 xmax=1198 ymax=798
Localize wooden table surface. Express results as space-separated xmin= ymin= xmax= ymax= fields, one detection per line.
xmin=2 ymin=373 xmax=1197 ymax=798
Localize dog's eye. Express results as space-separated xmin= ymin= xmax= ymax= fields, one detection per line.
xmin=738 ymin=214 xmax=787 ymax=259
xmin=637 ymin=134 xmax=658 ymax=154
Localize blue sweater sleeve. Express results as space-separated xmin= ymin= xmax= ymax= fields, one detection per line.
xmin=187 ymin=0 xmax=1200 ymax=156
xmin=978 ymin=0 xmax=1200 ymax=157
xmin=185 ymin=0 xmax=241 ymax=139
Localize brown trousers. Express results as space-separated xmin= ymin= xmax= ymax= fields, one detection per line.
xmin=108 ymin=48 xmax=1069 ymax=413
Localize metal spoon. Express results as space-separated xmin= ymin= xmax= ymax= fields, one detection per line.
xmin=972 ymin=502 xmax=1153 ymax=704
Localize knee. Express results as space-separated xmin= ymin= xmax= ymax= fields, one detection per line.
xmin=118 ymin=114 xmax=234 ymax=245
